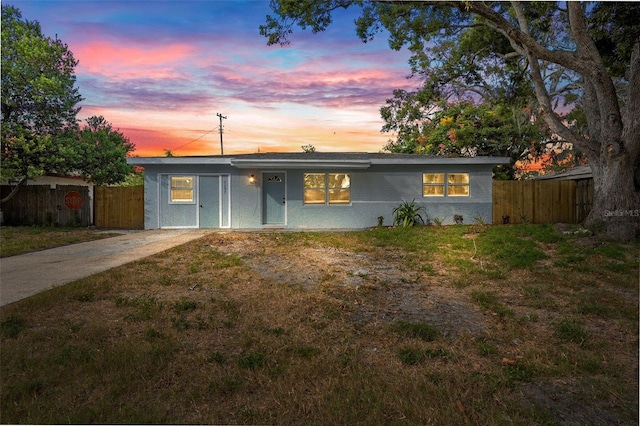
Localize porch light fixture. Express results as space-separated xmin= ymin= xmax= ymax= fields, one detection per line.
xmin=248 ymin=174 xmax=256 ymax=185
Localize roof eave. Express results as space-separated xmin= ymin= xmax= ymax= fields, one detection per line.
xmin=127 ymin=155 xmax=511 ymax=167
xmin=229 ymin=159 xmax=372 ymax=169
xmin=127 ymin=157 xmax=233 ymax=166
xmin=370 ymin=156 xmax=511 ymax=165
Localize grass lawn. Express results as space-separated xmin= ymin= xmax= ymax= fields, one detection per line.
xmin=0 ymin=226 xmax=119 ymax=257
xmin=0 ymin=224 xmax=638 ymax=424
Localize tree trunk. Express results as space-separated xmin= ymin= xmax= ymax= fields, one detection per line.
xmin=583 ymin=41 xmax=640 ymax=241
xmin=535 ymin=6 xmax=638 ymax=241
xmin=586 ymin=148 xmax=640 ymax=240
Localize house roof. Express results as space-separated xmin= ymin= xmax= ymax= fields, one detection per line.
xmin=530 ymin=165 xmax=592 ymax=181
xmin=128 ymin=152 xmax=510 ymax=169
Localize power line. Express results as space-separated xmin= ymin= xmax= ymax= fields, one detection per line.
xmin=171 ymin=127 xmax=217 ymax=152
xmin=171 ymin=112 xmax=228 ymax=154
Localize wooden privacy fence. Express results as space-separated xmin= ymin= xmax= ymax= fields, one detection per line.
xmin=493 ymin=180 xmax=592 ymax=225
xmin=0 ymin=185 xmax=91 ymax=226
xmin=94 ymin=186 xmax=144 ymax=229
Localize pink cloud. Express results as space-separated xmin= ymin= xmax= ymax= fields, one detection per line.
xmin=74 ymin=41 xmax=196 ymax=79
xmin=200 ymin=55 xmax=416 ymax=111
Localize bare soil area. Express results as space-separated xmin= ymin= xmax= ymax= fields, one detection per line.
xmin=201 ymin=231 xmax=638 ymax=425
xmin=215 ymin=232 xmax=488 ymax=338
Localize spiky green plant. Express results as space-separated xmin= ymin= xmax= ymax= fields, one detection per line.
xmin=392 ymin=199 xmax=426 ymax=227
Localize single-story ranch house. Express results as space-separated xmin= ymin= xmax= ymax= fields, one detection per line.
xmin=127 ymin=152 xmax=509 ymax=230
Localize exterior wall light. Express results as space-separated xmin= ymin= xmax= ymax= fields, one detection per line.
xmin=249 ymin=174 xmax=256 ymax=185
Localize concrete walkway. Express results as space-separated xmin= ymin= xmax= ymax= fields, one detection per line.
xmin=0 ymin=229 xmax=212 ymax=307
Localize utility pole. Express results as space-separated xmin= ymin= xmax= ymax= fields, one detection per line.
xmin=217 ymin=113 xmax=227 ymax=155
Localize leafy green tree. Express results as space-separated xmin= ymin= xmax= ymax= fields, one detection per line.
xmin=1 ymin=129 xmax=79 ymax=191
xmin=1 ymin=6 xmax=134 ymax=202
xmin=1 ymin=4 xmax=82 ymax=199
xmin=1 ymin=5 xmax=81 ymax=137
xmin=117 ymin=170 xmax=144 ymax=187
xmin=377 ymin=18 xmax=546 ymax=176
xmin=261 ymin=1 xmax=640 ymax=240
xmin=589 ymin=2 xmax=640 ymax=78
xmin=382 ymin=100 xmax=545 ymax=178
xmin=73 ymin=116 xmax=135 ymax=185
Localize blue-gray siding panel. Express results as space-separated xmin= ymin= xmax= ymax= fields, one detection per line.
xmin=142 ymin=163 xmax=496 ymax=229
xmin=159 ymin=174 xmax=198 ymax=228
xmin=143 ymin=165 xmax=236 ymax=229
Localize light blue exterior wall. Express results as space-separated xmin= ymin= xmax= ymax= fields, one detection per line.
xmin=142 ymin=164 xmax=235 ymax=229
xmin=140 ymin=161 xmax=497 ymax=229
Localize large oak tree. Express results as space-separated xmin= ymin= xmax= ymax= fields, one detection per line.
xmin=261 ymin=1 xmax=639 ymax=240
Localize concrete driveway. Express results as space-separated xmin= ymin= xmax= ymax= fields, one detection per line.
xmin=0 ymin=229 xmax=212 ymax=307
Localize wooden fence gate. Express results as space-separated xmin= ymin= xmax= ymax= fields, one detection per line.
xmin=94 ymin=186 xmax=144 ymax=229
xmin=493 ymin=180 xmax=592 ymax=225
xmin=0 ymin=185 xmax=91 ymax=226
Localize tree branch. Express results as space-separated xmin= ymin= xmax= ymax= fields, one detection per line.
xmin=450 ymin=1 xmax=595 ymax=77
xmin=0 ymin=176 xmax=27 ymax=204
xmin=507 ymin=2 xmax=581 ymax=148
xmin=567 ymin=2 xmax=622 ymax=153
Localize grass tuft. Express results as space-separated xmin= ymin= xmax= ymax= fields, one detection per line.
xmin=394 ymin=320 xmax=441 ymax=341
xmin=207 ymin=351 xmax=227 ymax=364
xmin=173 ymin=298 xmax=197 ymax=312
xmin=294 ymin=345 xmax=320 ymax=359
xmin=238 ymin=351 xmax=267 ymax=370
xmin=0 ymin=315 xmax=25 ymax=338
xmin=470 ymin=290 xmax=514 ymax=318
xmin=398 ymin=346 xmax=426 ymax=365
xmin=398 ymin=346 xmax=453 ymax=365
xmin=554 ymin=317 xmax=589 ymax=346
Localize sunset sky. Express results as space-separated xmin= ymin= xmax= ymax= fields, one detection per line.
xmin=8 ymin=0 xmax=417 ymax=156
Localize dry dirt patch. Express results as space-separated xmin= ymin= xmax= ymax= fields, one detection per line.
xmin=212 ymin=232 xmax=487 ymax=339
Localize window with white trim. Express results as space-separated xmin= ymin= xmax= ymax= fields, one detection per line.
xmin=423 ymin=173 xmax=469 ymax=197
xmin=170 ymin=176 xmax=194 ymax=203
xmin=304 ymin=173 xmax=350 ymax=205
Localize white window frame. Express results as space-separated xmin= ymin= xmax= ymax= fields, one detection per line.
xmin=169 ymin=175 xmax=196 ymax=204
xmin=303 ymin=173 xmax=351 ymax=205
